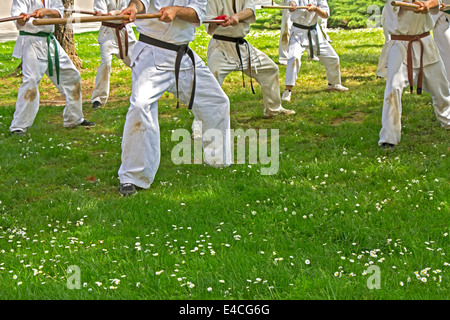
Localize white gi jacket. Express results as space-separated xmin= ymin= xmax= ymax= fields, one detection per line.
xmin=204 ymin=0 xmax=256 ymax=37
xmin=135 ymin=0 xmax=205 ymax=44
xmin=11 ymin=0 xmax=64 ymax=59
xmin=132 ymin=0 xmax=206 ymax=71
xmin=289 ymin=0 xmax=329 ymax=47
xmin=94 ymin=0 xmax=136 ymax=47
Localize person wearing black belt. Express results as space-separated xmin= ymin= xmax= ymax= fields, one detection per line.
xmin=376 ymin=0 xmax=450 ymax=149
xmin=191 ymin=0 xmax=294 ymax=140
xmin=90 ymin=0 xmax=137 ymax=109
xmin=117 ymin=0 xmax=232 ymax=196
xmin=9 ymin=0 xmax=95 ymax=136
xmin=282 ymin=0 xmax=348 ymax=103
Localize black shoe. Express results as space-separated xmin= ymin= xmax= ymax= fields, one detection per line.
xmin=119 ymin=183 xmax=137 ymax=196
xmin=79 ymin=119 xmax=96 ymax=127
xmin=380 ymin=143 xmax=395 ymax=149
xmin=92 ymin=101 xmax=102 ymax=109
xmin=11 ymin=130 xmax=26 ymax=136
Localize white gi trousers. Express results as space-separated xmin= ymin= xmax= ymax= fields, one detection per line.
xmin=379 ymin=44 xmax=450 ymax=145
xmin=118 ymin=42 xmax=232 ymax=189
xmin=207 ymin=39 xmax=284 ymax=112
xmin=191 ymin=39 xmax=285 ymax=135
xmin=279 ymin=0 xmax=292 ymax=64
xmin=91 ymin=27 xmax=136 ymax=105
xmin=10 ymin=36 xmax=84 ymax=132
xmin=285 ymin=37 xmax=341 ymax=86
xmin=433 ymin=14 xmax=450 ymax=85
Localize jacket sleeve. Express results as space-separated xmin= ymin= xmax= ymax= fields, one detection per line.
xmin=186 ymin=0 xmax=207 ymax=24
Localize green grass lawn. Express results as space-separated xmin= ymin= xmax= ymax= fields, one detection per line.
xmin=0 ymin=20 xmax=448 ymax=300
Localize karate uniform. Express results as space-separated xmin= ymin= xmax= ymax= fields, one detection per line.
xmin=285 ymin=0 xmax=342 ymax=87
xmin=118 ymin=0 xmax=231 ymax=189
xmin=377 ymin=0 xmax=450 ymax=146
xmin=203 ymin=0 xmax=288 ymax=116
xmin=91 ymin=0 xmax=137 ymax=106
xmin=9 ymin=0 xmax=85 ymax=133
xmin=431 ymin=0 xmax=450 ymax=85
xmin=279 ymin=7 xmax=329 ymax=65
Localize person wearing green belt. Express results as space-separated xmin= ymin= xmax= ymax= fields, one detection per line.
xmin=9 ymin=0 xmax=95 ymax=136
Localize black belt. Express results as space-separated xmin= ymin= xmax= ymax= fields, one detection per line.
xmin=139 ymin=34 xmax=196 ymax=109
xmin=293 ymin=22 xmax=320 ymax=59
xmin=212 ymin=34 xmax=255 ymax=94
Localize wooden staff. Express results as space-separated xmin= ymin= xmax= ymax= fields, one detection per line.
xmin=390 ymin=1 xmax=420 ymax=10
xmin=261 ymin=5 xmax=309 ymax=10
xmin=0 ymin=16 xmax=21 ymax=23
xmin=64 ymin=9 xmax=97 ymax=15
xmin=32 ymin=13 xmax=162 ymax=25
xmin=33 ymin=14 xmax=229 ymax=26
xmin=203 ymin=19 xmax=226 ymax=24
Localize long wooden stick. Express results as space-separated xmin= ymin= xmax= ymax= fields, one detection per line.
xmin=203 ymin=20 xmax=226 ymax=24
xmin=390 ymin=1 xmax=420 ymax=9
xmin=64 ymin=9 xmax=97 ymax=15
xmin=33 ymin=14 xmax=229 ymax=26
xmin=0 ymin=16 xmax=21 ymax=23
xmin=32 ymin=13 xmax=162 ymax=25
xmin=261 ymin=5 xmax=309 ymax=10
xmin=1 ymin=10 xmax=96 ymax=24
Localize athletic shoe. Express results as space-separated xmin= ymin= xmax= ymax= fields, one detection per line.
xmin=78 ymin=120 xmax=96 ymax=127
xmin=119 ymin=183 xmax=137 ymax=196
xmin=281 ymin=90 xmax=291 ymax=102
xmin=264 ymin=107 xmax=296 ymax=118
xmin=11 ymin=129 xmax=26 ymax=136
xmin=11 ymin=130 xmax=26 ymax=136
xmin=380 ymin=143 xmax=395 ymax=150
xmin=92 ymin=101 xmax=102 ymax=109
xmin=327 ymin=84 xmax=349 ymax=92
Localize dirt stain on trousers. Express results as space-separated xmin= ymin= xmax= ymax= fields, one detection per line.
xmin=24 ymin=88 xmax=37 ymax=102
xmin=72 ymin=82 xmax=81 ymax=102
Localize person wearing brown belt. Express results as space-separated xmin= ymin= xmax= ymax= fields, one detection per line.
xmin=377 ymin=0 xmax=450 ymax=149
xmin=90 ymin=0 xmax=137 ymax=109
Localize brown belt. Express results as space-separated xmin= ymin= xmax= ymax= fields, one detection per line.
xmin=390 ymin=31 xmax=430 ymax=95
xmin=101 ymin=21 xmax=128 ymax=60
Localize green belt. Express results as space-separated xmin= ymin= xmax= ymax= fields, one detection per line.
xmin=292 ymin=22 xmax=320 ymax=59
xmin=20 ymin=31 xmax=60 ymax=84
